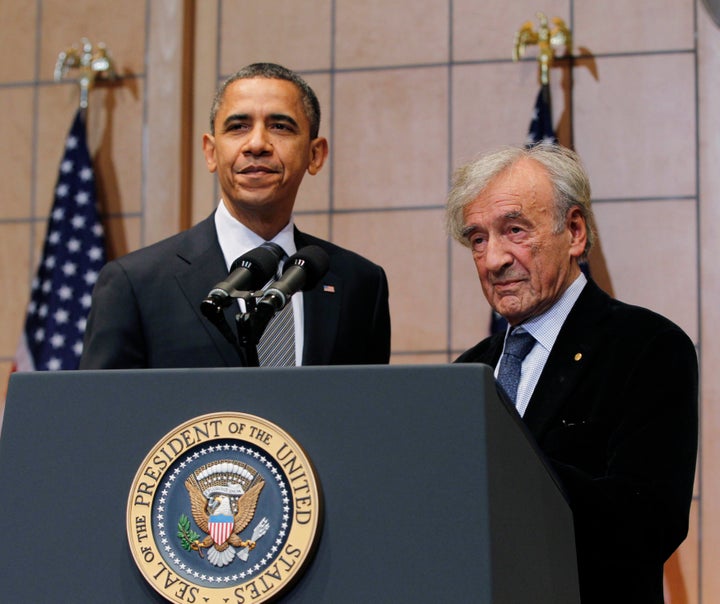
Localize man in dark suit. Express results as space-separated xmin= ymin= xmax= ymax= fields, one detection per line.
xmin=80 ymin=63 xmax=390 ymax=369
xmin=446 ymin=144 xmax=697 ymax=603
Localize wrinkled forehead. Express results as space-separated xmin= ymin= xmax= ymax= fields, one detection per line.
xmin=466 ymin=160 xmax=554 ymax=216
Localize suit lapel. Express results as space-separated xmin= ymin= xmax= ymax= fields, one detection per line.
xmin=522 ymin=280 xmax=613 ymax=438
xmin=302 ymin=269 xmax=342 ymax=364
xmin=174 ymin=215 xmax=245 ymax=366
xmin=294 ymin=229 xmax=342 ymax=365
xmin=477 ymin=335 xmax=505 ymax=367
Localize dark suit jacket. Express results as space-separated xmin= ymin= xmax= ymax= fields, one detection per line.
xmin=80 ymin=215 xmax=391 ymax=368
xmin=456 ymin=279 xmax=698 ymax=604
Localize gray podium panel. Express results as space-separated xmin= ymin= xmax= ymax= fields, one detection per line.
xmin=0 ymin=365 xmax=579 ymax=603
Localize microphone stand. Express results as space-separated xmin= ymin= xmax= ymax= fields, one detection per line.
xmin=201 ymin=290 xmax=274 ymax=367
xmin=234 ymin=294 xmax=276 ymax=367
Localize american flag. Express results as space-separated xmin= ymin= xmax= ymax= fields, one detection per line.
xmin=526 ymin=83 xmax=558 ymax=147
xmin=490 ymin=84 xmax=558 ymax=335
xmin=14 ymin=109 xmax=106 ymax=371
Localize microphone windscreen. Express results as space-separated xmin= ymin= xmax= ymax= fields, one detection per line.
xmin=284 ymin=245 xmax=330 ymax=290
xmin=229 ymin=244 xmax=283 ymax=288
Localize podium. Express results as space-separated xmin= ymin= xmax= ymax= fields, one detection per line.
xmin=0 ymin=365 xmax=579 ymax=602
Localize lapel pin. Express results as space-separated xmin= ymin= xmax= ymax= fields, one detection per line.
xmin=574 ymin=352 xmax=582 ymax=361
xmin=323 ymin=284 xmax=335 ymax=293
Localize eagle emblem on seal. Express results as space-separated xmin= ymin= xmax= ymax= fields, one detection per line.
xmin=181 ymin=460 xmax=269 ymax=567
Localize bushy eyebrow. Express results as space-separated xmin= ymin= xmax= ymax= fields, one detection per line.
xmin=461 ymin=225 xmax=479 ymax=240
xmin=461 ymin=209 xmax=525 ymax=239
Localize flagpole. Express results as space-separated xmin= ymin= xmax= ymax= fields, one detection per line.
xmin=512 ymin=13 xmax=615 ymax=301
xmin=490 ymin=15 xmax=574 ymax=335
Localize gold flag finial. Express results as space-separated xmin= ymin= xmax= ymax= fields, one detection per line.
xmin=54 ymin=38 xmax=117 ymax=110
xmin=513 ymin=13 xmax=572 ymax=85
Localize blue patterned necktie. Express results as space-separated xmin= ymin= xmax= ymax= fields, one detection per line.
xmin=256 ymin=243 xmax=296 ymax=367
xmin=496 ymin=329 xmax=536 ymax=405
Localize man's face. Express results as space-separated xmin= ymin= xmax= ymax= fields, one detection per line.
xmin=203 ymin=77 xmax=327 ymax=227
xmin=461 ymin=158 xmax=586 ymax=326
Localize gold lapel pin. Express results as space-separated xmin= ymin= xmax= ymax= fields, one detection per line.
xmin=574 ymin=352 xmax=583 ymax=361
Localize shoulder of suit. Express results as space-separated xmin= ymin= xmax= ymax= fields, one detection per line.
xmin=295 ymin=229 xmax=386 ymax=272
xmin=573 ymin=279 xmax=690 ymax=342
xmin=106 ymin=215 xmax=217 ymax=273
xmin=454 ymin=332 xmax=503 ymax=364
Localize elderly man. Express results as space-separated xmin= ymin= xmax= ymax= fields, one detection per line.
xmin=446 ymin=144 xmax=697 ymax=603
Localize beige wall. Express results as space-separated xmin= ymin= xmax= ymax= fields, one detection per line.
xmin=1 ymin=0 xmax=718 ymax=601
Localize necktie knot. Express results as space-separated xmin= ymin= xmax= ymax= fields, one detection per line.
xmin=261 ymin=240 xmax=285 ymax=255
xmin=260 ymin=241 xmax=287 ymax=276
xmin=504 ymin=329 xmax=536 ymax=360
xmin=496 ymin=329 xmax=535 ymax=405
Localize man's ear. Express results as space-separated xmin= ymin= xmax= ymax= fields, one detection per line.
xmin=307 ymin=137 xmax=329 ymax=175
xmin=567 ymin=207 xmax=588 ymax=258
xmin=202 ymin=133 xmax=217 ymax=173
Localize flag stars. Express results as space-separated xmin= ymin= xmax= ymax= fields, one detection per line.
xmin=60 ymin=159 xmax=74 ymax=174
xmin=62 ymin=262 xmax=77 ymax=277
xmin=50 ymin=333 xmax=65 ymax=349
xmin=71 ymin=215 xmax=87 ymax=229
xmin=58 ymin=285 xmax=73 ymax=300
xmin=88 ymin=246 xmax=103 ymax=261
xmin=67 ymin=238 xmax=81 ymax=253
xmin=75 ymin=191 xmax=90 ymax=206
xmin=79 ymin=166 xmax=93 ymax=181
xmin=84 ymin=270 xmax=99 ymax=285
xmin=54 ymin=308 xmax=70 ymax=324
xmin=55 ymin=183 xmax=69 ymax=199
xmin=46 ymin=357 xmax=62 ymax=371
xmin=73 ymin=341 xmax=83 ymax=356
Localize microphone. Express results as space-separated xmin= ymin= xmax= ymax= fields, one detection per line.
xmin=258 ymin=245 xmax=330 ymax=311
xmin=202 ymin=243 xmax=283 ymax=312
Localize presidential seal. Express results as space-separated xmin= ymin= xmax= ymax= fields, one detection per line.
xmin=126 ymin=412 xmax=322 ymax=603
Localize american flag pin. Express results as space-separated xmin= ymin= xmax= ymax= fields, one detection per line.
xmin=323 ymin=284 xmax=335 ymax=293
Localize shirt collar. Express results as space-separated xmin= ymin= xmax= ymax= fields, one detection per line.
xmin=214 ymin=199 xmax=297 ymax=270
xmin=506 ymin=272 xmax=587 ymax=352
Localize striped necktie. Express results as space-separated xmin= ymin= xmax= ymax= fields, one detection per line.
xmin=257 ymin=243 xmax=296 ymax=367
xmin=496 ymin=329 xmax=535 ymax=405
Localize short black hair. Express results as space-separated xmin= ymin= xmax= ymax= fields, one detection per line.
xmin=209 ymin=63 xmax=321 ymax=139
